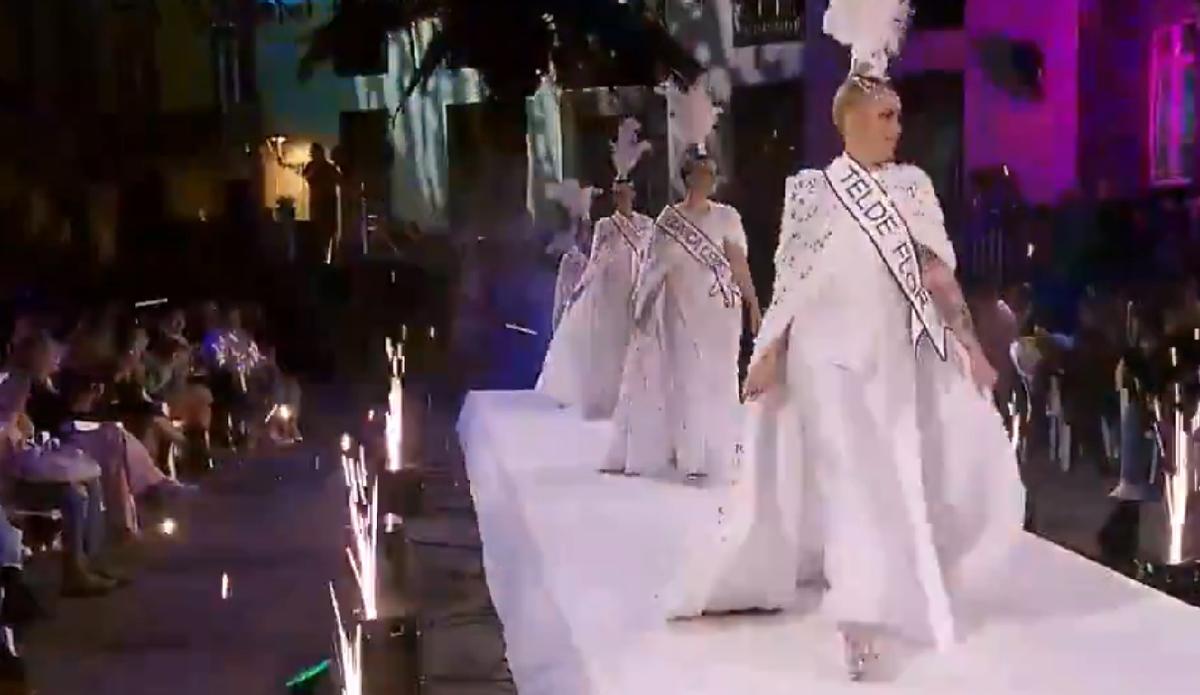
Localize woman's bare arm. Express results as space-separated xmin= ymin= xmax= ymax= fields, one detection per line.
xmin=918 ymin=246 xmax=982 ymax=353
xmin=726 ymin=242 xmax=762 ymax=334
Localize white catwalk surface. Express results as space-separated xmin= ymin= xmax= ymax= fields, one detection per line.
xmin=460 ymin=390 xmax=1200 ymax=695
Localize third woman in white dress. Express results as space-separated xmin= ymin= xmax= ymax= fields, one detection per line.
xmin=537 ymin=182 xmax=653 ymax=419
xmin=537 ymin=123 xmax=654 ymax=418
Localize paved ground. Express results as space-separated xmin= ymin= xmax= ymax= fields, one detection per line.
xmin=21 ymin=440 xmax=346 ymax=695
xmin=18 ymin=377 xmax=514 ymax=695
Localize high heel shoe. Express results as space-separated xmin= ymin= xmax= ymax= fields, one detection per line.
xmin=842 ymin=632 xmax=879 ymax=682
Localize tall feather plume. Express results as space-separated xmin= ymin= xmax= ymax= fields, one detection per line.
xmin=668 ymin=82 xmax=722 ymax=154
xmin=545 ymin=179 xmax=600 ymax=220
xmin=822 ymin=0 xmax=913 ymax=79
xmin=611 ymin=118 xmax=653 ymax=181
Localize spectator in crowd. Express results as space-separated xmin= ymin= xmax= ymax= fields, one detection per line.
xmin=1062 ymin=294 xmax=1122 ymax=473
xmin=0 ymin=342 xmax=115 ymax=597
xmin=967 ymin=278 xmax=1020 ymax=416
xmin=1002 ymin=282 xmax=1035 ymax=335
xmin=302 ymin=143 xmax=342 ymax=264
xmin=144 ymin=322 xmax=213 ymax=438
xmin=54 ymin=369 xmax=187 ymax=547
xmin=1164 ymin=277 xmax=1200 ymax=336
xmin=202 ymin=306 xmax=302 ymax=447
xmin=106 ymin=322 xmax=187 ymax=462
xmin=64 ymin=309 xmax=117 ymax=374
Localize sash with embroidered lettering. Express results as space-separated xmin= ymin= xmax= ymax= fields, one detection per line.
xmin=563 ymin=216 xmax=641 ymax=313
xmin=608 ymin=213 xmax=642 ymax=256
xmin=825 ymin=155 xmax=949 ymax=360
xmin=655 ymin=205 xmax=741 ymax=309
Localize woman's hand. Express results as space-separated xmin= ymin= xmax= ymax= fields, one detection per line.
xmin=747 ymin=301 xmax=763 ymax=336
xmin=742 ymin=340 xmax=783 ymax=402
xmin=963 ymin=343 xmax=998 ymax=395
xmin=14 ymin=413 xmax=34 ymax=441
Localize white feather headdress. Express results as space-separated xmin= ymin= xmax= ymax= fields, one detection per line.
xmin=668 ymin=82 xmax=722 ymax=155
xmin=545 ymin=179 xmax=600 ymax=220
xmin=823 ymin=0 xmax=913 ymax=79
xmin=611 ymin=118 xmax=652 ymax=183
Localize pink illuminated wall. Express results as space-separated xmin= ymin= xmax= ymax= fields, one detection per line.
xmin=960 ymin=0 xmax=1081 ymax=205
xmin=1078 ymin=0 xmax=1198 ymax=198
xmin=806 ymin=0 xmax=1083 ymax=204
xmin=885 ymin=0 xmax=1083 ymax=204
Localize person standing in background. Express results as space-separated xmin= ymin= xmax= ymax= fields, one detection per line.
xmin=302 ymin=143 xmax=341 ymax=265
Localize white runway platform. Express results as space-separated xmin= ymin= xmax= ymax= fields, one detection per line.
xmin=459 ymin=390 xmax=1200 ymax=694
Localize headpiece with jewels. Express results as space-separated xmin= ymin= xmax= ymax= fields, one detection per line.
xmin=611 ymin=118 xmax=652 ymax=187
xmin=823 ymin=0 xmax=913 ymax=85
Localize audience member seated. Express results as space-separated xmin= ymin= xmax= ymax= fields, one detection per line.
xmin=142 ymin=310 xmax=214 ymax=475
xmin=0 ymin=508 xmax=39 ymax=628
xmin=203 ymin=306 xmax=264 ymax=379
xmin=63 ymin=310 xmax=118 ymax=375
xmin=1164 ymin=277 xmax=1200 ymax=336
xmin=144 ymin=329 xmax=213 ymax=458
xmin=0 ymin=350 xmax=115 ymax=597
xmin=12 ymin=330 xmax=190 ymax=540
xmin=157 ymin=308 xmax=189 ymax=351
xmin=0 ymin=499 xmax=36 ymax=695
xmin=55 ymin=370 xmax=192 ymax=547
xmin=201 ymin=306 xmax=302 ymax=447
xmin=250 ymin=344 xmax=303 ymax=446
xmin=106 ymin=322 xmax=186 ymax=463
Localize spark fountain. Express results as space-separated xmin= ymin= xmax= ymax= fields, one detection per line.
xmin=1163 ymin=385 xmax=1195 ymax=566
xmin=336 ymin=426 xmax=420 ymax=695
xmin=340 ymin=443 xmax=379 ymax=619
xmin=1009 ymin=396 xmax=1023 ymax=455
xmin=1161 ymin=351 xmax=1188 ymax=565
xmin=347 ymin=478 xmax=380 ymax=621
xmin=385 ymin=338 xmax=405 ymax=473
xmin=330 ymin=584 xmax=364 ymax=695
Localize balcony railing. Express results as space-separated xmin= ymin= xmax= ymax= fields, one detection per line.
xmin=733 ymin=0 xmax=805 ymax=47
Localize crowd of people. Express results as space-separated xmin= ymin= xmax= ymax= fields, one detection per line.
xmin=0 ymin=298 xmax=303 ymax=691
xmin=974 ymin=270 xmax=1200 ymax=544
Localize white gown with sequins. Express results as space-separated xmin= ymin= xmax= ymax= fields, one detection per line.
xmin=550 ymin=245 xmax=589 ymax=331
xmin=605 ymin=203 xmax=748 ymax=478
xmin=537 ymin=212 xmax=653 ymax=419
xmin=663 ymin=162 xmax=1025 ymax=650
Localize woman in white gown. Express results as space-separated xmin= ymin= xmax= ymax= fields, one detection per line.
xmin=662 ymin=70 xmax=1025 ymax=681
xmin=537 ymin=185 xmax=653 ymax=419
xmin=605 ymin=146 xmax=761 ymax=479
xmin=548 ymin=218 xmax=591 ymax=331
xmin=537 ymin=122 xmax=655 ymax=418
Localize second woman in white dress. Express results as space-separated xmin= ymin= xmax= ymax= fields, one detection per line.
xmin=605 ymin=149 xmax=761 ymax=479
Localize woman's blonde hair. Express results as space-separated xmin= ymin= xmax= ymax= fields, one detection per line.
xmin=832 ymin=74 xmax=895 ymax=134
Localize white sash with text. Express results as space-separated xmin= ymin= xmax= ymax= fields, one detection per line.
xmin=825 ymin=155 xmax=948 ymax=360
xmin=656 ymin=205 xmax=741 ymax=309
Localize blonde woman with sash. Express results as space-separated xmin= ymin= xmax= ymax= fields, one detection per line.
xmin=604 ymin=142 xmax=761 ymax=480
xmin=660 ymin=6 xmax=1025 ymax=680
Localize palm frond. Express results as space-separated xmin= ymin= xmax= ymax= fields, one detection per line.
xmin=297 ymin=0 xmax=440 ymax=82
xmin=298 ymin=0 xmax=702 ymax=99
